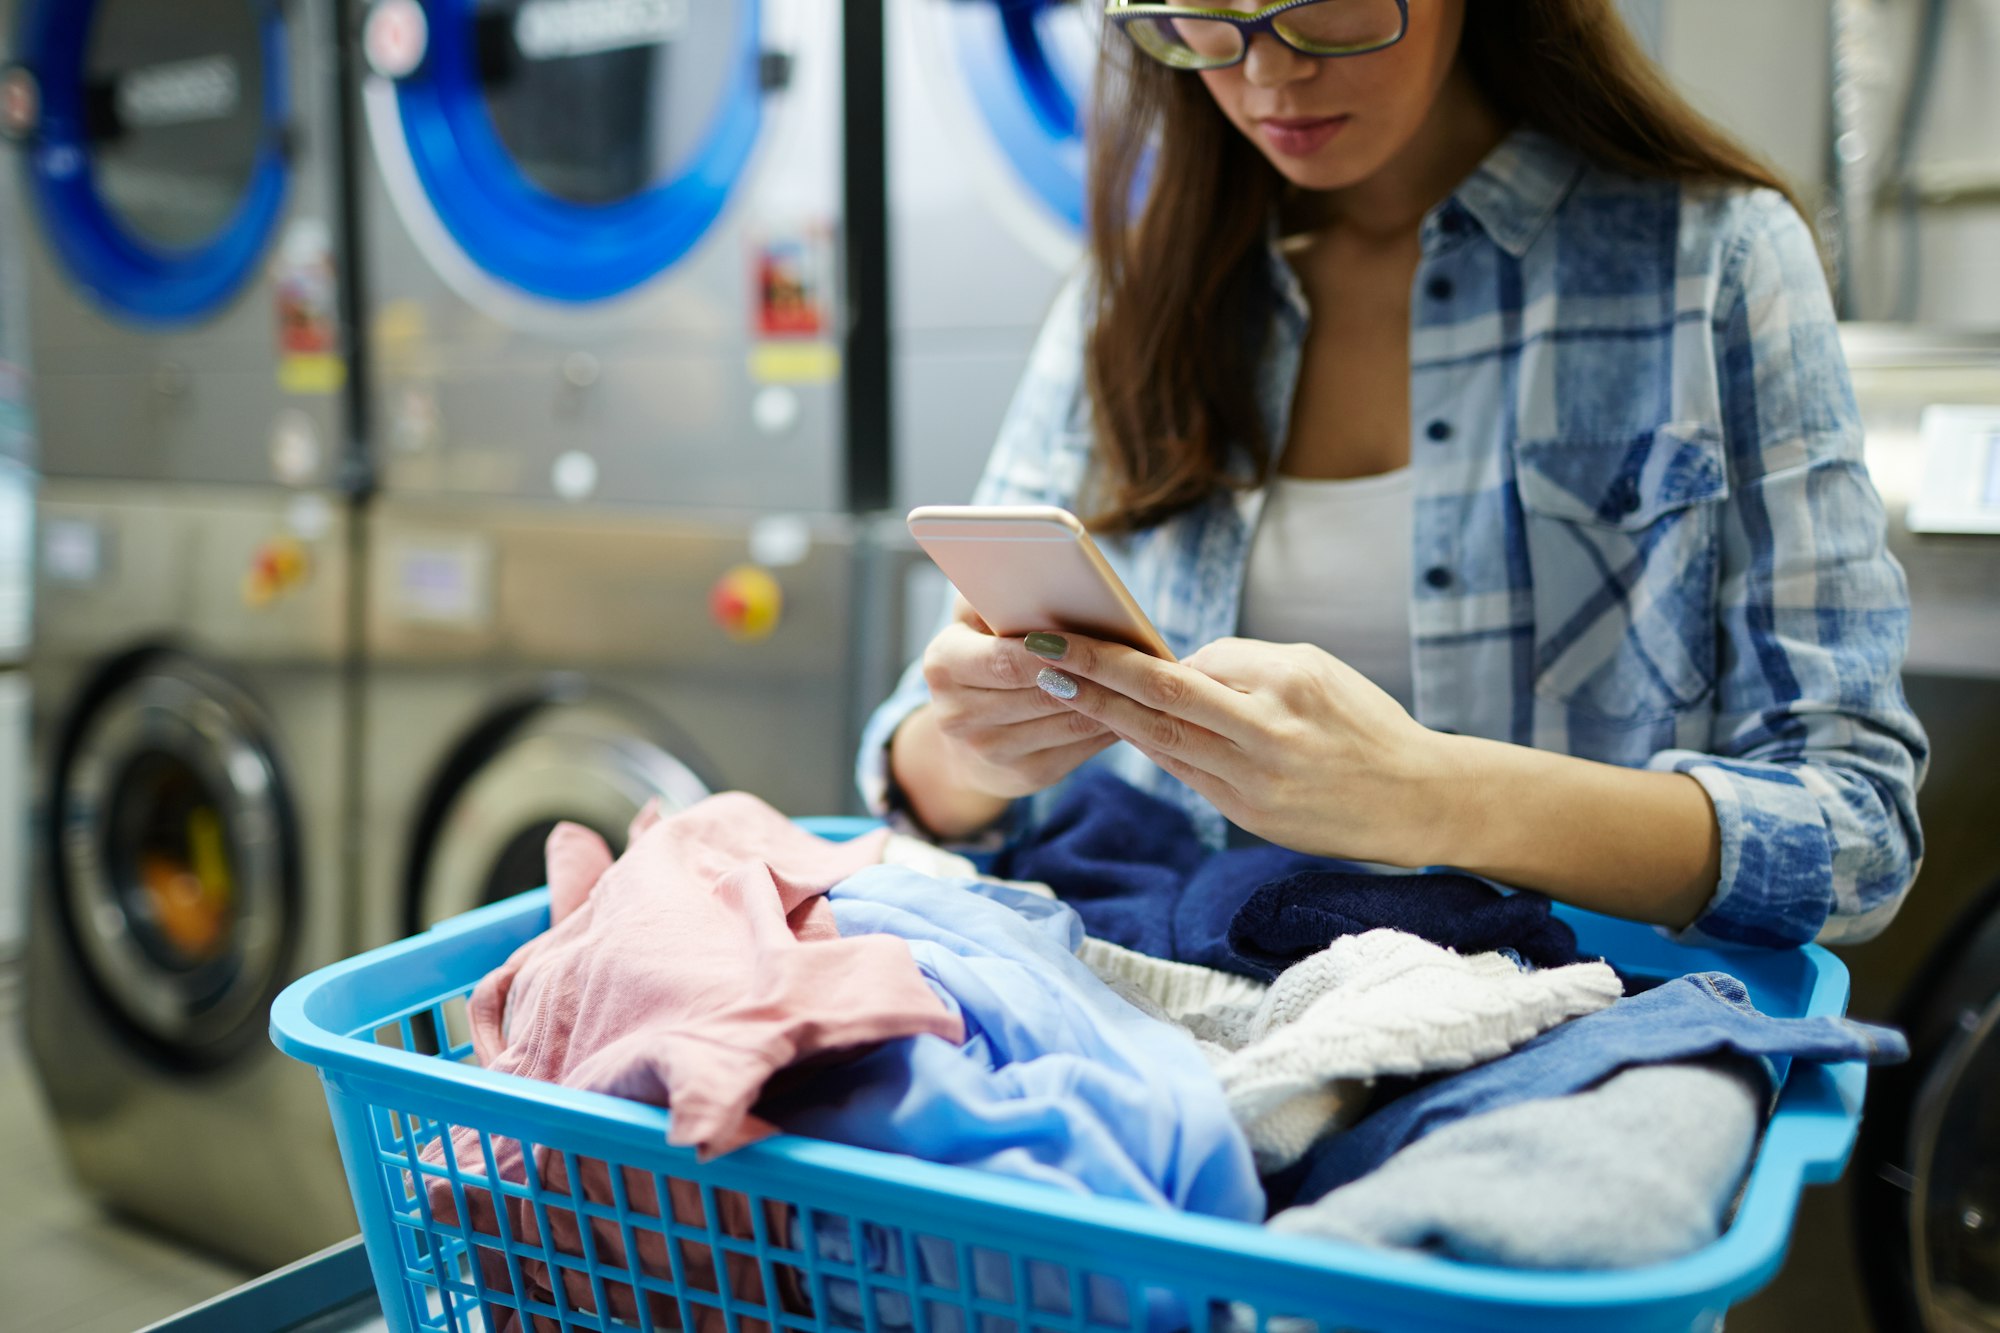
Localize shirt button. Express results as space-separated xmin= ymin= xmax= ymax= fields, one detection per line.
xmin=1425 ymin=419 xmax=1452 ymax=442
xmin=1426 ymin=276 xmax=1454 ymax=302
xmin=1424 ymin=566 xmax=1453 ymax=589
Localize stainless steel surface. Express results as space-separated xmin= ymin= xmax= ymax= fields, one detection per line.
xmin=1845 ymin=324 xmax=2000 ymax=680
xmin=0 ymin=672 xmax=27 ymax=957
xmin=0 ymin=0 xmax=351 ymax=489
xmin=25 ymin=482 xmax=358 ymax=1271
xmin=886 ymin=0 xmax=1087 ymax=510
xmin=414 ymin=699 xmax=711 ymax=928
xmin=356 ymin=498 xmax=863 ymax=950
xmin=361 ymin=0 xmax=848 ymax=512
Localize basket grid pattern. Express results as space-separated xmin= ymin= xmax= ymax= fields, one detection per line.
xmin=350 ymin=987 xmax=1269 ymax=1333
xmin=276 ymin=872 xmax=1869 ymax=1333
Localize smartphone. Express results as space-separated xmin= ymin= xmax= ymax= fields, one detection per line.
xmin=906 ymin=505 xmax=1176 ymax=660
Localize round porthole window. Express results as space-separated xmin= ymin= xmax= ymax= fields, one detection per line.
xmin=375 ymin=0 xmax=764 ymax=302
xmin=18 ymin=0 xmax=289 ymax=324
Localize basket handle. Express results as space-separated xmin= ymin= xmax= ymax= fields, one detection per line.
xmin=1763 ymin=1058 xmax=1868 ymax=1185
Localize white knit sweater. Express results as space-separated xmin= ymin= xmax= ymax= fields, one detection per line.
xmin=1079 ymin=931 xmax=1622 ymax=1171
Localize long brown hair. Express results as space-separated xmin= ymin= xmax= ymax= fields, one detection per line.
xmin=1083 ymin=0 xmax=1799 ymax=532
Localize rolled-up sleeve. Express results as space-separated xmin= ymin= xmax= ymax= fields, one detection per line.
xmin=1648 ymin=191 xmax=1928 ymax=948
xmin=855 ymin=270 xmax=1097 ymax=815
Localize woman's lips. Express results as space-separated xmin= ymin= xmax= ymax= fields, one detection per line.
xmin=1257 ymin=114 xmax=1350 ymax=156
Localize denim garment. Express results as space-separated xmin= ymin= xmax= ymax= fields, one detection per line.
xmin=1275 ymin=971 xmax=1907 ymax=1208
xmin=860 ymin=127 xmax=1929 ymax=949
xmin=777 ymin=866 xmax=1263 ymax=1221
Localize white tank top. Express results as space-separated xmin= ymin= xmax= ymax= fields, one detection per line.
xmin=1237 ymin=467 xmax=1415 ymax=708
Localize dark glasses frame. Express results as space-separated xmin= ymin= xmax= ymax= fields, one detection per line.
xmin=1105 ymin=0 xmax=1411 ymax=70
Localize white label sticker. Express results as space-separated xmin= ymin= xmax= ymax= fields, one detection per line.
xmin=364 ymin=0 xmax=430 ymax=80
xmin=514 ymin=0 xmax=688 ymax=60
xmin=551 ymin=449 xmax=599 ymax=501
xmin=285 ymin=493 xmax=334 ymax=543
xmin=43 ymin=517 xmax=102 ymax=585
xmin=117 ymin=55 xmax=240 ymax=129
xmin=748 ymin=514 xmax=812 ymax=568
xmin=389 ymin=539 xmax=492 ymax=628
xmin=270 ymin=410 xmax=322 ymax=486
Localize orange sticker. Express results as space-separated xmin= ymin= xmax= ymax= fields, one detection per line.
xmin=708 ymin=565 xmax=782 ymax=642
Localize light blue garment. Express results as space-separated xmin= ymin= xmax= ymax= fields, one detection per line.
xmin=772 ymin=868 xmax=1260 ymax=1333
xmin=778 ymin=866 xmax=1261 ymax=1222
xmin=859 ymin=126 xmax=1928 ymax=950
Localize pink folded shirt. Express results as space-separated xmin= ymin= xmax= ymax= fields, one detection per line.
xmin=471 ymin=790 xmax=962 ymax=1154
xmin=423 ymin=794 xmax=959 ymax=1332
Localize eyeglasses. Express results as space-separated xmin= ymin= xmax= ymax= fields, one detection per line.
xmin=1106 ymin=0 xmax=1409 ymax=71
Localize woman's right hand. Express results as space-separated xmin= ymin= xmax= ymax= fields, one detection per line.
xmin=887 ymin=601 xmax=1115 ymax=837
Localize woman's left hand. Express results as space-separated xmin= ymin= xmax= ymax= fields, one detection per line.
xmin=1025 ymin=632 xmax=1450 ymax=863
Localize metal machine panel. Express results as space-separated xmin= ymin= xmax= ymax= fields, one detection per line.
xmin=1 ymin=0 xmax=353 ymax=490
xmin=886 ymin=0 xmax=1093 ymax=511
xmin=356 ymin=498 xmax=864 ymax=949
xmin=358 ymin=0 xmax=849 ymax=512
xmin=1846 ymin=325 xmax=2000 ymax=681
xmin=25 ymin=481 xmax=360 ymax=1269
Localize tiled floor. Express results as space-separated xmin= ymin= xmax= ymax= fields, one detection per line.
xmin=0 ymin=964 xmax=252 ymax=1333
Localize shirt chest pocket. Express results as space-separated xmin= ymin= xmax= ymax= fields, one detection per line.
xmin=1514 ymin=424 xmax=1728 ymax=724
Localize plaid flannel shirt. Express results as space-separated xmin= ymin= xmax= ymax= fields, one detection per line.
xmin=862 ymin=128 xmax=1928 ymax=948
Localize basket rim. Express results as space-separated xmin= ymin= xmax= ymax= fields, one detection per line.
xmin=271 ymin=870 xmax=1863 ymax=1320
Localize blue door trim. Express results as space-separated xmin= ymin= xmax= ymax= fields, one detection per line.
xmin=390 ymin=0 xmax=763 ymax=304
xmin=949 ymin=0 xmax=1087 ymax=233
xmin=19 ymin=0 xmax=289 ymax=328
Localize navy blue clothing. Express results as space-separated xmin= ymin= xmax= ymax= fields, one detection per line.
xmin=1227 ymin=871 xmax=1585 ymax=977
xmin=992 ymin=770 xmax=1586 ymax=980
xmin=1276 ymin=971 xmax=1907 ymax=1208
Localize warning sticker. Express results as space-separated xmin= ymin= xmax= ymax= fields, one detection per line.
xmin=273 ymin=219 xmax=345 ymax=395
xmin=751 ymin=223 xmax=838 ymax=384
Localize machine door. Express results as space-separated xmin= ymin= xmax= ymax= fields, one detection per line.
xmin=408 ymin=685 xmax=712 ymax=929
xmin=50 ymin=652 xmax=299 ymax=1068
xmin=1857 ymin=877 xmax=2000 ymax=1332
xmin=361 ymin=0 xmax=765 ymax=303
xmin=941 ymin=0 xmax=1097 ymax=234
xmin=10 ymin=0 xmax=288 ymax=324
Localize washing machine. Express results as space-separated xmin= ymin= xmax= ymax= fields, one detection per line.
xmin=0 ymin=77 xmax=34 ymax=960
xmin=1729 ymin=326 xmax=2000 ymax=1333
xmin=851 ymin=0 xmax=1102 ymax=731
xmin=348 ymin=0 xmax=872 ymax=940
xmin=2 ymin=0 xmax=365 ymax=1268
xmin=885 ymin=0 xmax=1096 ymax=512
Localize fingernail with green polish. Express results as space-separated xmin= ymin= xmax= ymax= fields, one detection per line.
xmin=1036 ymin=667 xmax=1079 ymax=701
xmin=1024 ymin=632 xmax=1068 ymax=660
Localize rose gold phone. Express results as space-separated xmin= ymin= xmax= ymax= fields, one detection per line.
xmin=906 ymin=505 xmax=1176 ymax=660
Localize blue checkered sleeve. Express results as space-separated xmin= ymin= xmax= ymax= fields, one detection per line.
xmin=1647 ymin=191 xmax=1928 ymax=947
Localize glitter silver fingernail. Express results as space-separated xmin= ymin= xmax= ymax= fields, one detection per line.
xmin=1036 ymin=667 xmax=1079 ymax=700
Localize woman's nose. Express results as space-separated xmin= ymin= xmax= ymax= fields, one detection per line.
xmin=1241 ymin=32 xmax=1316 ymax=89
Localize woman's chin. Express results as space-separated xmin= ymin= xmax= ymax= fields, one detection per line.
xmin=1248 ymin=134 xmax=1386 ymax=193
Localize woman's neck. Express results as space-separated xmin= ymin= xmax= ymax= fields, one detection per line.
xmin=1302 ymin=66 xmax=1510 ymax=241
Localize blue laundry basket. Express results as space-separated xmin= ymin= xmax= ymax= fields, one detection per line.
xmin=270 ymin=819 xmax=1870 ymax=1333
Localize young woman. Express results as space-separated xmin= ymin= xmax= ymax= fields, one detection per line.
xmin=861 ymin=0 xmax=1928 ymax=948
